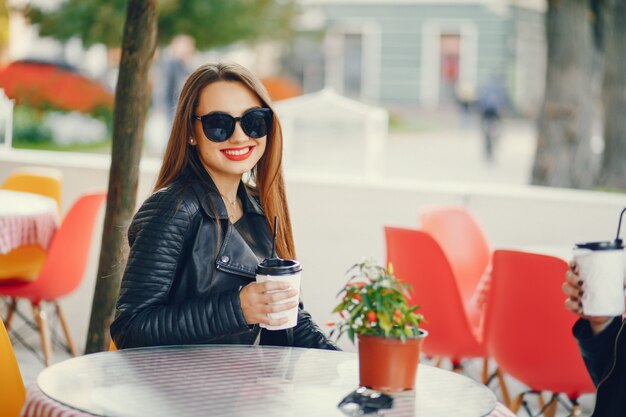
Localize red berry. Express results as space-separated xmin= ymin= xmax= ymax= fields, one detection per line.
xmin=367 ymin=311 xmax=377 ymax=322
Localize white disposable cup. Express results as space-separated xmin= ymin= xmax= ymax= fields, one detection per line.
xmin=256 ymin=270 xmax=301 ymax=330
xmin=574 ymin=246 xmax=625 ymax=316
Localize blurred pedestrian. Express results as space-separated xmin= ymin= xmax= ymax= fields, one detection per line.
xmin=477 ymin=75 xmax=507 ymax=162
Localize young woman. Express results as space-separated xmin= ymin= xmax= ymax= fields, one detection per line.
xmin=110 ymin=62 xmax=337 ymax=350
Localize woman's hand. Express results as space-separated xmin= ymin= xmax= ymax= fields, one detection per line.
xmin=563 ymin=261 xmax=613 ymax=335
xmin=239 ymin=282 xmax=299 ymax=326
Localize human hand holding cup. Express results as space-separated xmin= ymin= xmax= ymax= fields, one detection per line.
xmin=563 ymin=261 xmax=616 ymax=335
xmin=239 ymin=281 xmax=299 ymax=328
xmin=255 ymin=258 xmax=302 ymax=330
xmin=565 ymin=207 xmax=626 ymax=332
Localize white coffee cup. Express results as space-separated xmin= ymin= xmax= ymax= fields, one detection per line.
xmin=574 ymin=240 xmax=625 ymax=316
xmin=256 ymin=258 xmax=302 ymax=330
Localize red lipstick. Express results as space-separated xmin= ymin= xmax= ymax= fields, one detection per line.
xmin=220 ymin=146 xmax=255 ymax=161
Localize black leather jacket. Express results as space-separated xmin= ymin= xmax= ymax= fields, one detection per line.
xmin=575 ymin=317 xmax=625 ymax=417
xmin=110 ymin=168 xmax=337 ymax=351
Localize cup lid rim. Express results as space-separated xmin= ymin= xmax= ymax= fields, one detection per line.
xmin=575 ymin=239 xmax=624 ymax=250
xmin=256 ymin=258 xmax=302 ymax=275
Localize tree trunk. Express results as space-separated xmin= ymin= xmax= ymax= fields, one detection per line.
xmin=85 ymin=0 xmax=157 ymax=354
xmin=532 ymin=0 xmax=595 ymax=188
xmin=598 ymin=0 xmax=626 ymax=190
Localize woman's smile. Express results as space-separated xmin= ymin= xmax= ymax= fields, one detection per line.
xmin=221 ymin=145 xmax=255 ymax=161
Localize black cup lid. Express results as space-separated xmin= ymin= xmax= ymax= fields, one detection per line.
xmin=575 ymin=239 xmax=624 ymax=251
xmin=256 ymin=258 xmax=302 ymax=276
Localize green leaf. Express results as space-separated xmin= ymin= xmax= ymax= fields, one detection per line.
xmin=378 ymin=311 xmax=392 ymax=336
xmin=348 ymin=327 xmax=355 ymax=345
xmin=349 ymin=302 xmax=364 ymax=320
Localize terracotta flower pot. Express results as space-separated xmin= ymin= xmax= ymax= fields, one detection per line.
xmin=357 ymin=330 xmax=428 ymax=393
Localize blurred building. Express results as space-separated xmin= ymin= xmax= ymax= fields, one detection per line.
xmin=294 ymin=0 xmax=545 ymax=115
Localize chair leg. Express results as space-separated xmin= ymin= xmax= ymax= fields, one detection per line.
xmin=538 ymin=393 xmax=546 ymax=411
xmin=54 ymin=302 xmax=77 ymax=357
xmin=4 ymin=297 xmax=17 ymax=331
xmin=452 ymin=360 xmax=463 ymax=374
xmin=544 ymin=395 xmax=558 ymax=417
xmin=509 ymin=393 xmax=524 ymax=414
xmin=571 ymin=403 xmax=581 ymax=417
xmin=481 ymin=358 xmax=489 ymax=384
xmin=32 ymin=303 xmax=52 ymax=367
xmin=495 ymin=367 xmax=511 ymax=407
xmin=434 ymin=357 xmax=443 ymax=368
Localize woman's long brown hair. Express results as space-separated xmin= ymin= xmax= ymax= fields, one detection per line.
xmin=154 ymin=62 xmax=296 ymax=259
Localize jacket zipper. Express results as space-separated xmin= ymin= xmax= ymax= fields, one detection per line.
xmin=592 ymin=319 xmax=626 ymax=415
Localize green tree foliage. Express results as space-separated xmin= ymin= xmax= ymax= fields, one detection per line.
xmin=26 ymin=0 xmax=297 ymax=49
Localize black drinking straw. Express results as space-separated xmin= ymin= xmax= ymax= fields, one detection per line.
xmin=617 ymin=207 xmax=626 ymax=242
xmin=271 ymin=216 xmax=278 ymax=259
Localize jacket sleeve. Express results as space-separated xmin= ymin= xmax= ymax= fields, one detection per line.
xmin=573 ymin=316 xmax=622 ymax=386
xmin=110 ymin=191 xmax=251 ymax=349
xmin=291 ymin=304 xmax=340 ymax=351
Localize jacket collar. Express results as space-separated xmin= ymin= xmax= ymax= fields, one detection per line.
xmin=185 ymin=165 xmax=265 ymax=220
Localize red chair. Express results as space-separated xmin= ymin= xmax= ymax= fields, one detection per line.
xmin=1 ymin=192 xmax=106 ymax=366
xmin=385 ymin=226 xmax=510 ymax=403
xmin=420 ymin=207 xmax=490 ymax=320
xmin=484 ymin=250 xmax=595 ymax=416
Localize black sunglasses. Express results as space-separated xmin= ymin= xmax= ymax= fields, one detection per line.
xmin=192 ymin=108 xmax=273 ymax=143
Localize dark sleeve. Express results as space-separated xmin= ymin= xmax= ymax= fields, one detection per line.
xmin=110 ymin=191 xmax=250 ymax=349
xmin=291 ymin=304 xmax=340 ymax=351
xmin=573 ymin=316 xmax=622 ymax=386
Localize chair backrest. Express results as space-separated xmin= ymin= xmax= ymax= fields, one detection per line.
xmin=0 ymin=319 xmax=25 ymax=417
xmin=420 ymin=207 xmax=490 ymax=304
xmin=484 ymin=250 xmax=595 ymax=398
xmin=384 ymin=227 xmax=485 ymax=359
xmin=28 ymin=192 xmax=106 ymax=301
xmin=1 ymin=167 xmax=63 ymax=210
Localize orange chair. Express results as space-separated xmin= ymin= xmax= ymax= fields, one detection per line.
xmin=0 ymin=192 xmax=106 ymax=366
xmin=0 ymin=319 xmax=26 ymax=417
xmin=0 ymin=167 xmax=63 ymax=280
xmin=484 ymin=250 xmax=595 ymax=415
xmin=420 ymin=207 xmax=490 ymax=324
xmin=385 ymin=226 xmax=509 ymax=402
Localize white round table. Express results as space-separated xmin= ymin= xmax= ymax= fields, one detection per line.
xmin=22 ymin=345 xmax=512 ymax=417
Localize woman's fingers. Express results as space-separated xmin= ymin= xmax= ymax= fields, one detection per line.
xmin=262 ymin=300 xmax=299 ymax=314
xmin=565 ymin=270 xmax=583 ymax=288
xmin=562 ymin=281 xmax=582 ymax=299
xmin=263 ymin=289 xmax=298 ymax=304
xmin=564 ymin=297 xmax=583 ymax=315
xmin=258 ymin=316 xmax=290 ymax=326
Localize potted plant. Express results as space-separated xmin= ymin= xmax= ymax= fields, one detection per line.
xmin=329 ymin=258 xmax=427 ymax=393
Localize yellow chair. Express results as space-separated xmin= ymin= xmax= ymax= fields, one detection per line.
xmin=0 ymin=167 xmax=63 ymax=281
xmin=0 ymin=319 xmax=26 ymax=417
xmin=1 ymin=167 xmax=63 ymax=209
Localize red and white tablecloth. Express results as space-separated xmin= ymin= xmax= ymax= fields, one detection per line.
xmin=0 ymin=190 xmax=58 ymax=255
